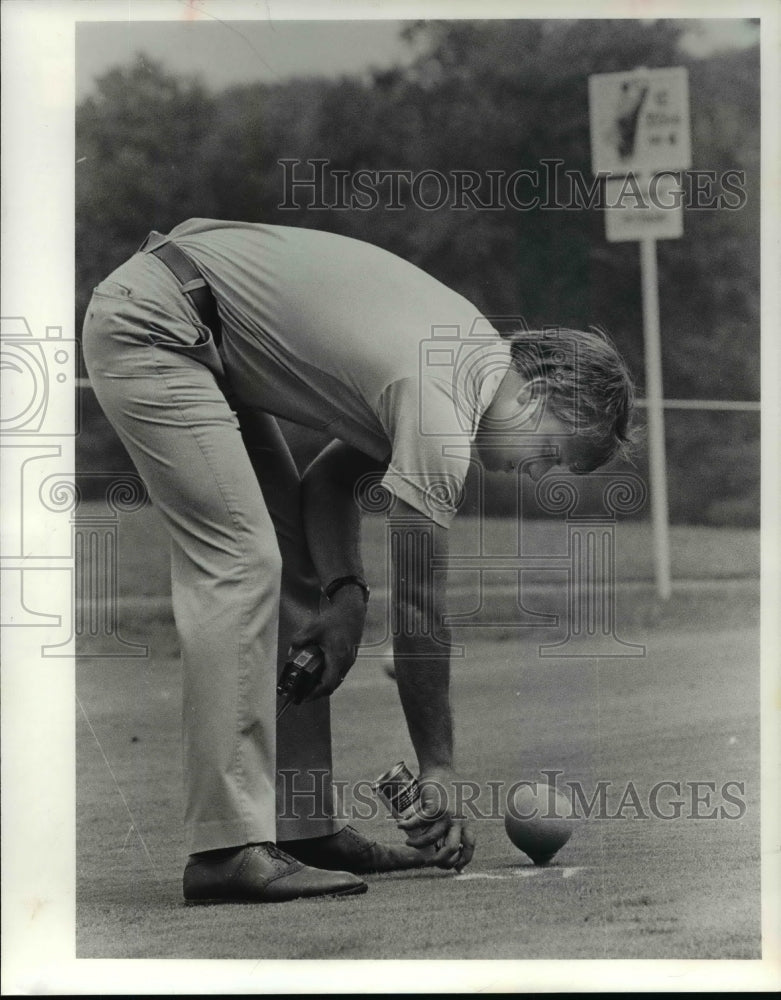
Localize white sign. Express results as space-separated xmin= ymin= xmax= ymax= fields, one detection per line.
xmin=604 ymin=173 xmax=683 ymax=242
xmin=589 ymin=67 xmax=692 ymax=175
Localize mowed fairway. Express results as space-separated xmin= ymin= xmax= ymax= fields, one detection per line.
xmin=76 ymin=508 xmax=761 ymax=959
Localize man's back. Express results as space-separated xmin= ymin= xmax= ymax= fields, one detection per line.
xmin=168 ymin=220 xmax=493 ymax=443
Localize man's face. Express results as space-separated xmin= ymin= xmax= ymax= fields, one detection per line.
xmin=474 ymin=371 xmax=591 ymax=480
xmin=475 ymin=410 xmax=583 ymax=479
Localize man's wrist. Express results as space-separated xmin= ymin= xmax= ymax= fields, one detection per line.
xmin=418 ymin=760 xmax=455 ymax=778
xmin=324 ymin=575 xmax=370 ymax=604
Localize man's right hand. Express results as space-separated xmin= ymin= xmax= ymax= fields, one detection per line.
xmin=396 ymin=767 xmax=476 ymax=872
xmin=289 ymin=585 xmax=367 ymax=700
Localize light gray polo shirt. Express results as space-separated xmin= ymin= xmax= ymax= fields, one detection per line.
xmin=167 ymin=219 xmax=510 ymax=527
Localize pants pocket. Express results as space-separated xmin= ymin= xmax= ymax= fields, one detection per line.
xmin=148 ymin=326 xmax=212 ymax=351
xmin=148 ymin=323 xmax=226 ymax=384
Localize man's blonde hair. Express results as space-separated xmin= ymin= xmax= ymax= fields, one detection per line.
xmin=509 ymin=326 xmax=636 ymax=472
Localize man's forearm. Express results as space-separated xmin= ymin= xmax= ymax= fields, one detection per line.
xmin=388 ymin=502 xmax=455 ymax=775
xmin=393 ymin=632 xmax=454 ymax=773
xmin=301 ymin=470 xmax=362 ymax=588
xmin=300 ymin=441 xmax=382 ymax=587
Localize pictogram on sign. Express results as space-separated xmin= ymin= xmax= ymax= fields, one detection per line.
xmin=589 ymin=67 xmax=692 ymax=175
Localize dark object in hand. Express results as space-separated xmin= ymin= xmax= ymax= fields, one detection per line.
xmin=276 ymin=646 xmax=325 ymax=719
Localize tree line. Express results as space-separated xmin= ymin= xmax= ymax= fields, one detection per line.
xmin=76 ymin=19 xmax=760 ymax=524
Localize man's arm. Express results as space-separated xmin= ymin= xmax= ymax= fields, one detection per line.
xmin=296 ymin=440 xmax=386 ymax=698
xmin=388 ymin=500 xmax=453 ymax=774
xmin=388 ymin=499 xmax=474 ymax=869
xmin=300 ymin=439 xmax=384 ymax=586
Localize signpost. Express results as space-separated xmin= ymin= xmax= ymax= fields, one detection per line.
xmin=589 ymin=67 xmax=692 ymax=600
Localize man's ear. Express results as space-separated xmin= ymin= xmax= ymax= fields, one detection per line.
xmin=513 ymin=377 xmax=548 ymax=429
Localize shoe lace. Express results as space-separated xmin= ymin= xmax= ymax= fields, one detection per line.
xmin=261 ymin=842 xmax=296 ymax=864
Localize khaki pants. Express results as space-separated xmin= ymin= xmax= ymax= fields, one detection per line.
xmin=82 ymin=252 xmax=341 ymax=854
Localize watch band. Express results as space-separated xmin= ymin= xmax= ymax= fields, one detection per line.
xmin=324 ymin=575 xmax=371 ymax=604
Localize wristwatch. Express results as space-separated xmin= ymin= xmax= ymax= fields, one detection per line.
xmin=324 ymin=575 xmax=371 ymax=604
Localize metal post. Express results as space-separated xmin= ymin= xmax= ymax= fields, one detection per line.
xmin=639 ymin=237 xmax=672 ymax=599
